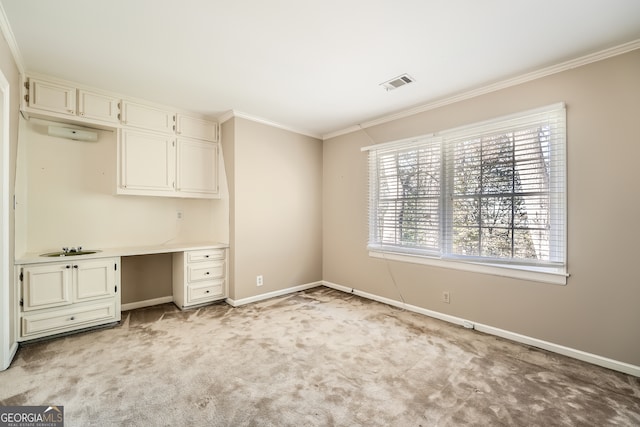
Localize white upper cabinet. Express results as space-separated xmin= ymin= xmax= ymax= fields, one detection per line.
xmin=27 ymin=78 xmax=76 ymax=116
xmin=22 ymin=74 xmax=221 ymax=199
xmin=77 ymin=90 xmax=121 ymax=123
xmin=176 ymin=114 xmax=218 ymax=142
xmin=118 ymin=129 xmax=176 ymax=194
xmin=121 ymin=101 xmax=175 ymax=133
xmin=177 ymin=138 xmax=219 ymax=197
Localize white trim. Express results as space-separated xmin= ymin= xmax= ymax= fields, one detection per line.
xmin=360 ymin=102 xmax=565 ymax=152
xmin=121 ymin=296 xmax=173 ymax=311
xmin=226 ymin=281 xmax=323 ymax=307
xmin=369 ymin=251 xmax=568 ymax=286
xmin=0 ymin=3 xmax=24 ymax=74
xmin=217 ymin=110 xmax=235 ymax=124
xmin=323 ymin=40 xmax=640 ymax=140
xmin=0 ymin=68 xmax=10 ymax=371
xmin=322 ymin=281 xmax=639 ymax=377
xmin=217 ymin=110 xmax=321 ymax=140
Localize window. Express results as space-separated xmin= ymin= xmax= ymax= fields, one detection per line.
xmin=365 ymin=103 xmax=567 ymax=284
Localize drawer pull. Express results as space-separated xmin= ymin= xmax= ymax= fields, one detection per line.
xmin=205 ymin=272 xmax=210 ymax=275
xmin=205 ymin=290 xmax=210 ymax=294
xmin=70 ymin=316 xmax=75 ymax=321
xmin=205 ymin=255 xmax=209 ymax=258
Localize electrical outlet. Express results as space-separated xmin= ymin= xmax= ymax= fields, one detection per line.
xmin=442 ymin=291 xmax=450 ymax=304
xmin=176 ymin=211 xmax=183 ymax=219
xmin=256 ymin=275 xmax=263 ymax=287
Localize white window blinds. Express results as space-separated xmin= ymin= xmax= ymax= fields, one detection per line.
xmin=366 ymin=103 xmax=566 ymax=269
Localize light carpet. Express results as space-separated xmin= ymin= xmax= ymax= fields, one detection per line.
xmin=1 ymin=287 xmax=639 ymax=426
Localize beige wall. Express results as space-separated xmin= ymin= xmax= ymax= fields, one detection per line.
xmin=0 ymin=28 xmax=21 ymax=356
xmin=323 ymin=50 xmax=640 ymax=366
xmin=121 ymin=254 xmax=172 ymax=304
xmin=222 ymin=117 xmax=322 ymax=300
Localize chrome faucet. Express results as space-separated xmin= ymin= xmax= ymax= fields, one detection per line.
xmin=63 ymin=246 xmax=82 ymax=253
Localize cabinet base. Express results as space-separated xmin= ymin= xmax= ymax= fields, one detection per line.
xmin=172 ymin=298 xmax=227 ymax=311
xmin=18 ymin=321 xmax=120 ymax=344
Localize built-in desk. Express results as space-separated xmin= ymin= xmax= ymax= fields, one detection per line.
xmin=14 ymin=242 xmax=229 ymax=341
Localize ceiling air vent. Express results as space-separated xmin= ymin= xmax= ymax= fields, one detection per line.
xmin=380 ymin=74 xmax=415 ymax=91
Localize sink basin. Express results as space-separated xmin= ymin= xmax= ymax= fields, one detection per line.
xmin=41 ymin=250 xmax=101 ymax=257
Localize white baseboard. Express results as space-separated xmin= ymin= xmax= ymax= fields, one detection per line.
xmin=226 ymin=281 xmax=323 ymax=307
xmin=322 ymin=281 xmax=640 ymax=377
xmin=122 ymin=296 xmax=174 ymax=311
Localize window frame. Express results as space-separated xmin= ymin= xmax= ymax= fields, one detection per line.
xmin=363 ymin=103 xmax=568 ymax=285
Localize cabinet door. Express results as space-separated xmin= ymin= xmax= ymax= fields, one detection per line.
xmin=176 ymin=114 xmax=218 ymax=141
xmin=22 ymin=263 xmax=72 ymax=311
xmin=176 ymin=138 xmax=218 ymax=196
xmin=28 ymin=78 xmax=76 ymax=116
xmin=74 ymin=259 xmax=116 ymax=302
xmin=78 ymin=90 xmax=120 ymax=123
xmin=120 ymin=129 xmax=176 ymax=192
xmin=121 ymin=101 xmax=175 ymax=133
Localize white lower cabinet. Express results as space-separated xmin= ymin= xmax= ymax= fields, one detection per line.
xmin=18 ymin=258 xmax=121 ymax=341
xmin=173 ymin=248 xmax=227 ymax=309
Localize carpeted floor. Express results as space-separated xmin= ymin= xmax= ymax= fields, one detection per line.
xmin=1 ymin=287 xmax=639 ymax=426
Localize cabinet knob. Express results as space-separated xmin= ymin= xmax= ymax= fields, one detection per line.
xmin=66 ymin=265 xmax=71 ymax=269
xmin=70 ymin=316 xmax=75 ymax=321
xmin=205 ymin=272 xmax=210 ymax=275
xmin=73 ymin=265 xmax=79 ymax=269
xmin=205 ymin=255 xmax=209 ymax=258
xmin=205 ymin=290 xmax=210 ymax=293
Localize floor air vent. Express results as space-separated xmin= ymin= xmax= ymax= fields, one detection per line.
xmin=380 ymin=74 xmax=415 ymax=91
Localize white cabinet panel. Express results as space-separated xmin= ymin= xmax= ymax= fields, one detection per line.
xmin=187 ymin=261 xmax=225 ymax=282
xmin=176 ymin=114 xmax=218 ymax=141
xmin=121 ymin=101 xmax=175 ymax=133
xmin=187 ymin=249 xmax=225 ymax=262
xmin=78 ymin=90 xmax=120 ymax=123
xmin=176 ymin=138 xmax=218 ymax=197
xmin=119 ymin=129 xmax=176 ymax=193
xmin=22 ymin=263 xmax=72 ymax=311
xmin=27 ymin=78 xmax=76 ymax=116
xmin=187 ymin=280 xmax=224 ymax=303
xmin=74 ymin=259 xmax=116 ymax=302
xmin=22 ymin=301 xmax=117 ymax=337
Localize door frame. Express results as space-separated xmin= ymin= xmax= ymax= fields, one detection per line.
xmin=0 ymin=67 xmax=13 ymax=370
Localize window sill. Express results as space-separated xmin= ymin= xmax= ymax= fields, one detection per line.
xmin=368 ymin=250 xmax=568 ymax=285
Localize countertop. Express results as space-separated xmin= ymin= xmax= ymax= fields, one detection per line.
xmin=15 ymin=241 xmax=229 ymax=265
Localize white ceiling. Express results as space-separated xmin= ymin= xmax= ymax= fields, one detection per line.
xmin=1 ymin=1 xmax=640 ymax=138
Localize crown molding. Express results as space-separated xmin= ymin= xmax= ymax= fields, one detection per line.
xmin=0 ymin=3 xmax=24 ymax=74
xmin=322 ymin=39 xmax=640 ymax=140
xmin=217 ymin=110 xmax=321 ymax=139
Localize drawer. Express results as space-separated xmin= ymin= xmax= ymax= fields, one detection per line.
xmin=188 ymin=261 xmax=224 ymax=282
xmin=187 ymin=280 xmax=224 ymax=303
xmin=187 ymin=249 xmax=225 ymax=263
xmin=22 ymin=300 xmax=117 ymax=337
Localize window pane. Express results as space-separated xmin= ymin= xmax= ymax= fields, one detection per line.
xmin=453 ymin=225 xmax=480 ymax=256
xmin=480 ymin=227 xmax=512 ymax=258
